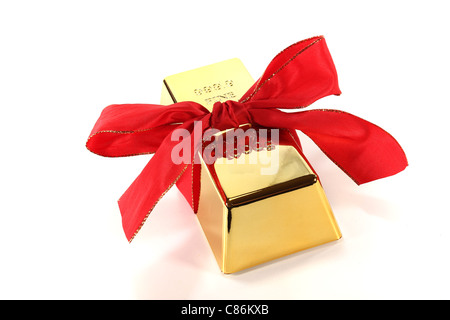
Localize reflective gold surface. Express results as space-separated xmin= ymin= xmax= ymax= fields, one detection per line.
xmin=161 ymin=59 xmax=342 ymax=273
xmin=161 ymin=58 xmax=254 ymax=112
xmin=225 ymin=181 xmax=341 ymax=273
xmin=214 ymin=145 xmax=314 ymax=201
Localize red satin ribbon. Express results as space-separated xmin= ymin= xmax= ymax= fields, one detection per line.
xmin=86 ymin=36 xmax=408 ymax=242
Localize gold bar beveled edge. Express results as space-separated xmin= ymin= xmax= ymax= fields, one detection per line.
xmin=163 ymin=79 xmax=178 ymax=103
xmin=225 ymin=174 xmax=318 ymax=208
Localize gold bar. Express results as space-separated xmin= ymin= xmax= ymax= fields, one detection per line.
xmin=161 ymin=59 xmax=342 ymax=273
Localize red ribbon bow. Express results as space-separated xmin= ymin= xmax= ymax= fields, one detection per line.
xmin=86 ymin=36 xmax=408 ymax=242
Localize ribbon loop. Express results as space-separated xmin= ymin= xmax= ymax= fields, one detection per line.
xmin=86 ymin=102 xmax=208 ymax=157
xmin=240 ymin=36 xmax=341 ymax=108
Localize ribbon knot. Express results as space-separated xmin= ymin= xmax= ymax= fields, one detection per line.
xmin=211 ymin=100 xmax=252 ymax=131
xmin=86 ymin=36 xmax=408 ymax=242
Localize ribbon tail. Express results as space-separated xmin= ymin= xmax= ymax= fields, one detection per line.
xmin=118 ymin=117 xmax=209 ymax=242
xmin=173 ymin=117 xmax=210 ymax=214
xmin=118 ymin=135 xmax=188 ymax=242
xmin=175 ymin=162 xmax=201 ymax=213
xmin=250 ymin=109 xmax=408 ymax=185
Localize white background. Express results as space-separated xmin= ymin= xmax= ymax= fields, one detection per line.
xmin=1 ymin=1 xmax=449 ymax=300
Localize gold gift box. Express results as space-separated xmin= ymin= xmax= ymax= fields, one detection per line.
xmin=161 ymin=59 xmax=342 ymax=273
